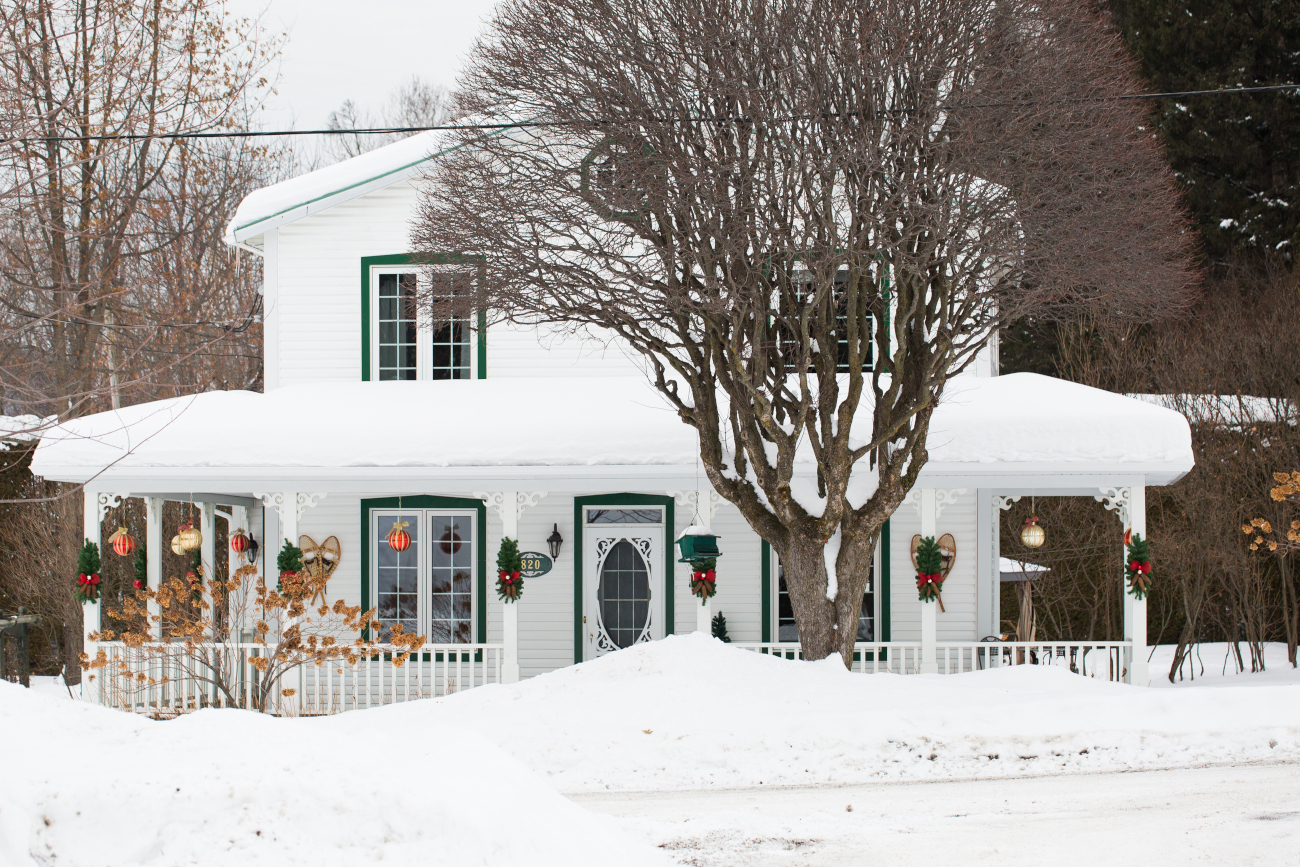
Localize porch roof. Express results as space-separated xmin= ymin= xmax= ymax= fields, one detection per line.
xmin=30 ymin=374 xmax=1193 ymax=493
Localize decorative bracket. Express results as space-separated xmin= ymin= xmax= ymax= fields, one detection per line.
xmin=96 ymin=492 xmax=124 ymax=521
xmin=253 ymin=492 xmax=327 ymax=522
xmin=993 ymin=495 xmax=1022 ymax=512
xmin=904 ymin=488 xmax=968 ymax=520
xmin=667 ymin=489 xmax=721 ymax=523
xmin=1094 ymin=486 xmax=1132 ymax=526
xmin=474 ymin=491 xmax=548 ymax=523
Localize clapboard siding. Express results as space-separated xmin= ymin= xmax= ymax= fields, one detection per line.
xmin=887 ymin=491 xmax=980 ymax=643
xmin=270 ymin=180 xmax=644 ymax=388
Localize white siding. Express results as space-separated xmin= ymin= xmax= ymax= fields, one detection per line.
xmin=887 ymin=492 xmax=980 ymax=642
xmin=268 ymin=180 xmax=644 ymax=388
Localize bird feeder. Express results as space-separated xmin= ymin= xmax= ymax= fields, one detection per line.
xmin=676 ymin=526 xmax=722 ymax=566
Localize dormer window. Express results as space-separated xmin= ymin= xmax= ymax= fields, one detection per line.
xmin=365 ymin=255 xmax=483 ymax=380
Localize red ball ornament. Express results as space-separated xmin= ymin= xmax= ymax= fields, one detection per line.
xmin=230 ymin=530 xmax=252 ymax=554
xmin=108 ymin=528 xmax=136 ymax=557
xmin=387 ymin=522 xmax=411 ymax=553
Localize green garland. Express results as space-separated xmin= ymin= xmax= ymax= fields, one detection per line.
xmin=73 ymin=539 xmax=102 ymax=604
xmin=915 ymin=536 xmax=945 ymax=605
xmin=1125 ymin=533 xmax=1153 ymax=599
xmin=496 ymin=537 xmax=523 ymax=602
xmin=133 ymin=542 xmax=147 ymax=590
xmin=690 ymin=558 xmax=717 ymax=604
xmin=187 ymin=548 xmax=204 ymax=601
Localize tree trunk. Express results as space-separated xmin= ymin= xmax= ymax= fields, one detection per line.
xmin=777 ymin=524 xmax=879 ymax=664
xmin=62 ymin=603 xmax=82 ymax=687
xmin=1277 ymin=553 xmax=1298 ymax=668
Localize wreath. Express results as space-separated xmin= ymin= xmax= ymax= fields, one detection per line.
xmin=496 ymin=536 xmax=524 ymax=602
xmin=1125 ymin=531 xmax=1153 ymax=599
xmin=915 ymin=535 xmax=946 ymax=612
xmin=73 ymin=539 xmax=102 ymax=604
xmin=690 ymin=559 xmax=717 ymax=603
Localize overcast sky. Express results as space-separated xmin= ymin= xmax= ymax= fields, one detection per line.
xmin=221 ymin=0 xmax=501 ymax=132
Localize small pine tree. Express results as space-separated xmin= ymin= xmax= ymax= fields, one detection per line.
xmin=711 ymin=611 xmax=731 ymax=643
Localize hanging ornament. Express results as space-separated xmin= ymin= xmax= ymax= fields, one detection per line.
xmin=690 ymin=562 xmax=718 ymax=603
xmin=387 ymin=521 xmax=411 ymax=553
xmin=177 ymin=519 xmax=203 ymax=552
xmin=230 ymin=529 xmax=259 ymax=564
xmin=107 ymin=527 xmax=136 ymax=557
xmin=1021 ymin=516 xmax=1046 ymax=549
xmin=171 ymin=534 xmax=186 ymax=556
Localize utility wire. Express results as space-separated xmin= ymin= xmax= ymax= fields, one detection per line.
xmin=2 ymin=83 xmax=1297 ymax=144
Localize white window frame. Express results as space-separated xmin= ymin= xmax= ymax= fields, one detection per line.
xmin=368 ymin=265 xmax=478 ymax=380
xmin=371 ymin=507 xmax=478 ymax=644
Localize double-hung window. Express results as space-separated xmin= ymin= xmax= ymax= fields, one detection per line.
xmin=369 ymin=264 xmax=476 ymax=380
xmin=777 ymin=267 xmax=876 ymax=374
xmin=371 ymin=508 xmax=477 ymax=643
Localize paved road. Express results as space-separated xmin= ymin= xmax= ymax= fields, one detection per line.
xmin=574 ymin=763 xmax=1300 ymax=866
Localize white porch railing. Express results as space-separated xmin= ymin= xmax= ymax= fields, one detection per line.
xmin=734 ymin=640 xmax=1131 ymax=681
xmin=87 ymin=641 xmax=504 ymax=716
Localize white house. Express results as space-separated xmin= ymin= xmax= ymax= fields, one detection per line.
xmin=31 ymin=131 xmax=1194 ymax=711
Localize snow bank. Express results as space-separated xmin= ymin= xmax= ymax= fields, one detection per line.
xmin=334 ymin=633 xmax=1300 ymax=793
xmin=31 ymin=374 xmax=1192 ymax=480
xmin=0 ymin=682 xmax=664 ymax=867
xmin=1150 ymin=641 xmax=1300 ymax=688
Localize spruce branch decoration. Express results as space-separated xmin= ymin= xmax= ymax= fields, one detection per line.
xmin=496 ymin=536 xmax=524 ymax=602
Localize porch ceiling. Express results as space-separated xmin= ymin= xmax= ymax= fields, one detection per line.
xmin=32 ymin=374 xmax=1193 ymax=492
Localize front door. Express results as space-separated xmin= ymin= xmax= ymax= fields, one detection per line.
xmin=582 ymin=506 xmax=665 ymax=659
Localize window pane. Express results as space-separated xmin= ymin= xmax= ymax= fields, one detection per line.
xmin=376 ymin=272 xmax=418 ymax=380
xmin=587 ymin=508 xmax=662 ymax=524
xmin=429 ymin=512 xmax=474 ymax=645
xmin=375 ymin=511 xmax=420 ymax=641
xmin=429 ymin=271 xmax=473 ymax=379
xmin=597 ymin=539 xmax=652 ymax=648
xmin=777 ymin=560 xmax=874 ymax=642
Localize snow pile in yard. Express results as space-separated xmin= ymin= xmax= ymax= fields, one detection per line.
xmin=31 ymin=373 xmax=1190 ymax=479
xmin=0 ymin=682 xmax=664 ymax=867
xmin=333 ymin=633 xmax=1300 ymax=793
xmin=1150 ymin=641 xmax=1300 ymax=688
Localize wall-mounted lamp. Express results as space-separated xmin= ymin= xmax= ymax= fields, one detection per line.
xmin=547 ymin=523 xmax=564 ymax=560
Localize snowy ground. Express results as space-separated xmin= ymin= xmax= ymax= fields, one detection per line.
xmin=1149 ymin=641 xmax=1300 ymax=687
xmin=9 ymin=635 xmax=1300 ymax=865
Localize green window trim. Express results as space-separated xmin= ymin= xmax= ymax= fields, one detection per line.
xmin=360 ymin=253 xmax=488 ymax=382
xmin=572 ymin=493 xmax=676 ymax=664
xmin=359 ymin=495 xmax=488 ymax=646
xmin=759 ymin=518 xmax=891 ymax=653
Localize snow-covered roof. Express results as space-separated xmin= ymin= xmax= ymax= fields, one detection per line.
xmin=1130 ymin=393 xmax=1295 ymax=426
xmin=30 ymin=374 xmax=1193 ymax=491
xmin=225 ymin=130 xmax=455 ymax=247
xmin=0 ymin=414 xmax=51 ymax=449
xmin=999 ymin=558 xmax=1050 ymax=582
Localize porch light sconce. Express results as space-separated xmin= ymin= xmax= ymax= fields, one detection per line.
xmin=546 ymin=523 xmax=564 ymax=560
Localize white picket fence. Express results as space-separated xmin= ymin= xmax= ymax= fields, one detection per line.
xmin=734 ymin=640 xmax=1131 ymax=680
xmin=86 ymin=641 xmax=504 ymax=716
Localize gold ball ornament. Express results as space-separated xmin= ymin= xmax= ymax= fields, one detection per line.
xmin=171 ymin=534 xmax=186 ymax=556
xmin=177 ymin=520 xmax=203 ymax=552
xmin=1021 ymin=516 xmax=1046 ymax=549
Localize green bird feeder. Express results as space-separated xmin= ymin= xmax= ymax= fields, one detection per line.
xmin=676 ymin=526 xmax=722 ymax=565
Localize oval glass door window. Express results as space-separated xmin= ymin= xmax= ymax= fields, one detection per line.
xmin=598 ymin=539 xmax=651 ymax=649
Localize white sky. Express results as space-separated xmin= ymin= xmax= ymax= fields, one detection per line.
xmin=220 ymin=0 xmax=501 ymax=132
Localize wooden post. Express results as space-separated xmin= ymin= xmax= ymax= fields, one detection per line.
xmin=1125 ymin=486 xmax=1149 ymax=686
xmin=81 ymin=489 xmax=101 ymax=696
xmin=920 ymin=488 xmax=938 ymax=674
xmin=500 ymin=491 xmax=520 ymax=685
xmin=146 ymin=497 xmax=163 ymax=639
xmin=695 ymin=487 xmax=713 ymax=636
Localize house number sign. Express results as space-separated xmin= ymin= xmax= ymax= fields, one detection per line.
xmin=519 ymin=552 xmax=553 ymax=578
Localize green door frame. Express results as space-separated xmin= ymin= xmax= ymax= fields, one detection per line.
xmin=572 ymin=493 xmax=676 ymax=664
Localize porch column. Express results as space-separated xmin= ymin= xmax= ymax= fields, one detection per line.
xmin=279 ymin=491 xmax=298 ymax=554
xmin=695 ymin=485 xmax=713 ymax=635
xmin=145 ymin=497 xmax=163 ymax=639
xmin=81 ymin=490 xmax=102 ymax=683
xmin=919 ymin=487 xmax=938 ymax=674
xmin=1125 ymin=486 xmax=1149 ymax=686
xmin=500 ymin=491 xmax=521 ymax=685
xmin=200 ymin=502 xmax=216 ymax=638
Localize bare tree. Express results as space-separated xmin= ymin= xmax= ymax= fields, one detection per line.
xmin=325 ymin=76 xmax=456 ymax=163
xmin=412 ymin=0 xmax=1195 ymax=662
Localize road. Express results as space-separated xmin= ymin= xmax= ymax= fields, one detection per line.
xmin=574 ymin=763 xmax=1300 ymax=866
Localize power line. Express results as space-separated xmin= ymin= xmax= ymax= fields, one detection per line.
xmin=2 ymin=83 xmax=1297 ymax=144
